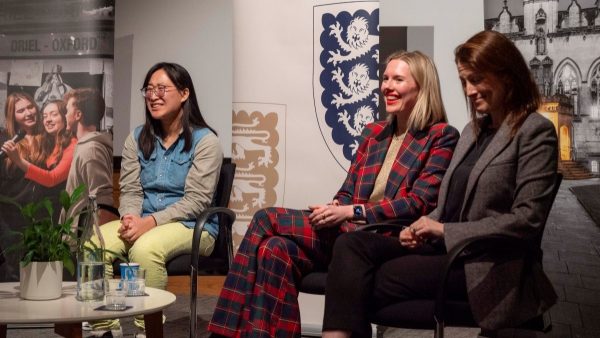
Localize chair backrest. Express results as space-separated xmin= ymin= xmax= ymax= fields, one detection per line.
xmin=157 ymin=159 xmax=236 ymax=276
xmin=212 ymin=159 xmax=236 ymax=209
xmin=203 ymin=160 xmax=236 ymax=269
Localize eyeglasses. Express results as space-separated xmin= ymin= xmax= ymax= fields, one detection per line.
xmin=140 ymin=85 xmax=175 ymax=98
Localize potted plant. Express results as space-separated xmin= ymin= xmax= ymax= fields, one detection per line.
xmin=0 ymin=185 xmax=85 ymax=300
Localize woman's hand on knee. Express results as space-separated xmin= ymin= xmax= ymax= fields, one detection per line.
xmin=308 ymin=204 xmax=353 ymax=230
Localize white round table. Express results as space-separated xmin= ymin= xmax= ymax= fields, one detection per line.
xmin=0 ymin=282 xmax=176 ymax=338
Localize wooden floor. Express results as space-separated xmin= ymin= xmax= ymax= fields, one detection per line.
xmin=166 ymin=275 xmax=225 ymax=296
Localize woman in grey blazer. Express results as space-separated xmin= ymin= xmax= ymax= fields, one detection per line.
xmin=322 ymin=30 xmax=558 ymax=338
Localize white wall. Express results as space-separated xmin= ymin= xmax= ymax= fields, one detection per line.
xmin=113 ymin=0 xmax=233 ymax=156
xmin=407 ymin=26 xmax=434 ymax=59
xmin=381 ymin=0 xmax=484 ymax=132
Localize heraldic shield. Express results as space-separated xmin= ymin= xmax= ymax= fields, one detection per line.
xmin=313 ymin=2 xmax=380 ymax=171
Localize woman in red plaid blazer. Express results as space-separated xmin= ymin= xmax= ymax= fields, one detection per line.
xmin=208 ymin=51 xmax=459 ymax=338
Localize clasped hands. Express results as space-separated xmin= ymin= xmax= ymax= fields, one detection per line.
xmin=308 ymin=200 xmax=353 ymax=230
xmin=399 ymin=216 xmax=444 ymax=249
xmin=118 ymin=214 xmax=156 ymax=243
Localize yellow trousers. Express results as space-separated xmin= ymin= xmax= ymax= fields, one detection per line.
xmin=90 ymin=220 xmax=215 ymax=331
xmin=96 ymin=219 xmax=215 ymax=290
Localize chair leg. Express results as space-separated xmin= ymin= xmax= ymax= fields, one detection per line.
xmin=434 ymin=319 xmax=444 ymax=338
xmin=190 ymin=266 xmax=198 ymax=338
xmin=375 ymin=325 xmax=386 ymax=338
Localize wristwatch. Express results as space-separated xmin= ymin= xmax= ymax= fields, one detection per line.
xmin=353 ymin=204 xmax=364 ymax=220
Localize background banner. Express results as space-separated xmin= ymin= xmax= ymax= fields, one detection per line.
xmin=231 ymin=0 xmax=380 ymax=246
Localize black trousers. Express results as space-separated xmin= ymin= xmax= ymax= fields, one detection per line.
xmin=323 ymin=231 xmax=468 ymax=338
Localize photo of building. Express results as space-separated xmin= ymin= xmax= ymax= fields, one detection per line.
xmin=486 ymin=0 xmax=600 ymax=178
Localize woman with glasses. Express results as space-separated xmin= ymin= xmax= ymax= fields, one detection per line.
xmin=91 ymin=62 xmax=223 ymax=335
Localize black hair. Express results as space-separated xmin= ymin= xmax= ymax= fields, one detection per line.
xmin=138 ymin=62 xmax=217 ymax=159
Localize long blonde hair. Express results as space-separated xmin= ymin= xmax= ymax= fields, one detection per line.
xmin=4 ymin=92 xmax=44 ymax=169
xmin=385 ymin=51 xmax=448 ymax=131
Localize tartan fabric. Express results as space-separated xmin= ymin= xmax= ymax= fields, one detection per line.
xmin=336 ymin=122 xmax=459 ymax=224
xmin=209 ymin=207 xmax=338 ymax=338
xmin=208 ymin=121 xmax=459 ymax=337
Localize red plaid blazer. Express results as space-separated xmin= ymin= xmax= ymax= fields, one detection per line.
xmin=335 ymin=121 xmax=459 ymax=226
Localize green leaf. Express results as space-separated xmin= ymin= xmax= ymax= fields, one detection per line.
xmin=70 ymin=184 xmax=86 ymax=207
xmin=59 ymin=190 xmax=70 ymax=212
xmin=63 ymin=256 xmax=75 ymax=276
xmin=1 ymin=187 xmax=86 ymax=269
xmin=21 ymin=251 xmax=34 ymax=267
xmin=41 ymin=198 xmax=53 ymax=218
xmin=21 ymin=203 xmax=35 ymax=219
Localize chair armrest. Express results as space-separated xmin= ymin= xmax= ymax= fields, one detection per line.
xmin=191 ymin=207 xmax=236 ymax=272
xmin=356 ymin=218 xmax=415 ymax=233
xmin=434 ymin=234 xmax=538 ymax=326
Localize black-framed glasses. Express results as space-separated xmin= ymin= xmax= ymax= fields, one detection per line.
xmin=140 ymin=85 xmax=175 ymax=98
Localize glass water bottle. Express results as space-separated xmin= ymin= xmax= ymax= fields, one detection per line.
xmin=76 ymin=195 xmax=106 ymax=301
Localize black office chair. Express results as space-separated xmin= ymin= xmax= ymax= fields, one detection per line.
xmin=178 ymin=159 xmax=236 ymax=338
xmin=299 ymin=173 xmax=563 ymax=338
xmin=112 ymin=159 xmax=236 ymax=338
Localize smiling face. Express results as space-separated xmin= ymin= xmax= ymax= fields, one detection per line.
xmin=42 ymin=103 xmax=65 ymax=135
xmin=380 ymin=59 xmax=420 ymax=118
xmin=144 ymin=69 xmax=189 ymax=126
xmin=457 ymin=62 xmax=504 ymax=116
xmin=14 ymin=98 xmax=38 ymax=133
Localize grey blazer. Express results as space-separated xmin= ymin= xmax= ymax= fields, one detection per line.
xmin=429 ymin=112 xmax=558 ymax=330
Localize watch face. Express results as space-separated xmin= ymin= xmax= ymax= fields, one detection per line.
xmin=354 ymin=205 xmax=362 ymax=217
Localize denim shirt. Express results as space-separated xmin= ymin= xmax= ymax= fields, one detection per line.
xmin=134 ymin=126 xmax=218 ymax=237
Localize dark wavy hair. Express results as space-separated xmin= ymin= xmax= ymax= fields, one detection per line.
xmin=138 ymin=62 xmax=216 ymax=159
xmin=455 ymin=30 xmax=541 ymax=135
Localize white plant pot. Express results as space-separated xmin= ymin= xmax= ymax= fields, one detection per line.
xmin=19 ymin=261 xmax=63 ymax=300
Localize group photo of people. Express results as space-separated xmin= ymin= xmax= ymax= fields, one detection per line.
xmin=0 ymin=86 xmax=114 ymax=282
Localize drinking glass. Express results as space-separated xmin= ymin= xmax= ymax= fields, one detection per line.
xmin=105 ymin=278 xmax=127 ymax=310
